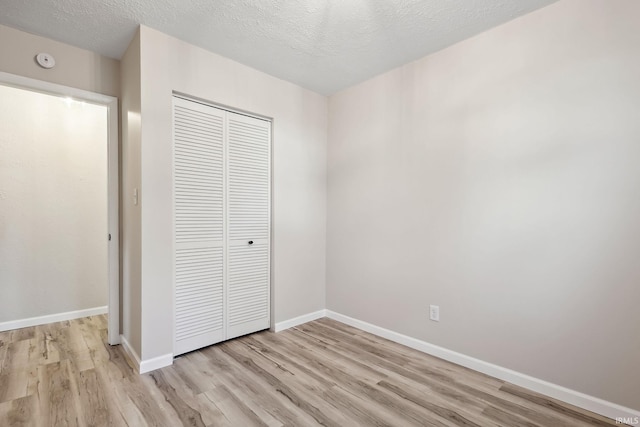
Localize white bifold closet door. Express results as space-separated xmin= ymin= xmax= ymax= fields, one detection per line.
xmin=226 ymin=113 xmax=271 ymax=340
xmin=173 ymin=96 xmax=271 ymax=356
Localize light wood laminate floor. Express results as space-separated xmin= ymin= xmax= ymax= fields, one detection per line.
xmin=0 ymin=315 xmax=619 ymax=426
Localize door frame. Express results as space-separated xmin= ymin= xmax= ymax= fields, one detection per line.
xmin=0 ymin=71 xmax=120 ymax=345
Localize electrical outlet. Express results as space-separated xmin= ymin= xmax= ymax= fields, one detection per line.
xmin=430 ymin=305 xmax=440 ymax=322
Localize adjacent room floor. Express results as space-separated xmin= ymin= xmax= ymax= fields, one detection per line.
xmin=0 ymin=315 xmax=616 ymax=426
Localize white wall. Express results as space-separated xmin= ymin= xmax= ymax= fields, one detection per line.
xmin=0 ymin=84 xmax=108 ymax=323
xmin=136 ymin=26 xmax=327 ymax=360
xmin=327 ymin=0 xmax=640 ymax=411
xmin=120 ymin=30 xmax=142 ymax=355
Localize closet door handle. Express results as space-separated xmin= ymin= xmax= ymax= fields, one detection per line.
xmin=248 ymin=240 xmax=254 ymax=245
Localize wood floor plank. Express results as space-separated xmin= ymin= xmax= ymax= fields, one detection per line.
xmin=377 ymin=379 xmax=486 ymax=427
xmin=481 ymin=404 xmax=542 ymax=427
xmin=317 ymin=318 xmax=499 ymax=392
xmin=311 ymin=320 xmax=503 ymax=390
xmin=243 ymin=333 xmax=400 ymax=426
xmin=301 ymin=320 xmax=599 ymax=426
xmin=281 ymin=329 xmax=389 ymax=387
xmin=98 ymin=337 xmax=136 ymax=383
xmin=30 ymin=329 xmax=61 ymax=367
xmin=209 ymin=385 xmax=283 ymax=427
xmin=247 ymin=334 xmax=398 ymax=427
xmin=219 ymin=339 xmax=344 ymax=426
xmin=172 ymin=352 xmax=221 ymax=395
xmin=0 ymin=394 xmax=38 ymax=427
xmin=37 ymin=322 xmax=73 ymax=368
xmin=232 ymin=338 xmax=356 ymax=426
xmin=0 ymin=314 xmax=622 ymax=426
xmin=0 ymin=339 xmax=7 ymax=373
xmin=95 ymin=366 xmax=148 ymax=427
xmin=360 ymin=357 xmax=501 ymax=425
xmin=75 ymin=318 xmax=110 ymax=367
xmin=203 ymin=342 xmax=317 ymax=426
xmin=284 ymin=326 xmax=474 ymax=425
xmin=76 ymin=368 xmax=114 ymax=426
xmin=500 ymin=383 xmax=618 ymax=426
xmin=0 ymin=370 xmax=31 ymax=404
xmin=37 ymin=360 xmax=81 ymax=427
xmin=202 ymin=385 xmax=269 ymax=427
xmin=125 ymin=373 xmax=181 ymax=426
xmin=148 ymin=369 xmax=206 ymax=427
xmin=9 ymin=329 xmax=35 ymax=344
xmin=192 ymin=391 xmax=233 ymax=427
xmin=270 ymin=331 xmax=448 ymax=426
xmin=1 ymin=340 xmax=31 ymax=372
xmin=243 ymin=334 xmax=337 ymax=389
xmin=0 ymin=331 xmax=12 ymax=347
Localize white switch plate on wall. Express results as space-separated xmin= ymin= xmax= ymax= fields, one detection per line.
xmin=430 ymin=305 xmax=440 ymax=322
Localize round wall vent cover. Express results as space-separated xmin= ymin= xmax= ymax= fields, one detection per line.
xmin=36 ymin=53 xmax=56 ymax=69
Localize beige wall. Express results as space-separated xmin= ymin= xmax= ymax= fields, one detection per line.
xmin=137 ymin=26 xmax=327 ymax=360
xmin=327 ymin=0 xmax=640 ymax=411
xmin=120 ymin=30 xmax=142 ymax=355
xmin=0 ymin=84 xmax=108 ymax=323
xmin=0 ymin=25 xmax=119 ymax=97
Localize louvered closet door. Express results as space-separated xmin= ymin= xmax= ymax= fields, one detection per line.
xmin=173 ymin=97 xmax=226 ymax=356
xmin=226 ymin=112 xmax=271 ymax=340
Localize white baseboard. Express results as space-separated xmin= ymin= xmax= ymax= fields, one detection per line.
xmin=119 ymin=334 xmax=142 ymax=372
xmin=325 ymin=310 xmax=640 ymax=422
xmin=274 ymin=309 xmax=327 ymax=332
xmin=120 ymin=334 xmax=173 ymax=374
xmin=0 ymin=306 xmax=108 ymax=332
xmin=140 ymin=353 xmax=174 ymax=374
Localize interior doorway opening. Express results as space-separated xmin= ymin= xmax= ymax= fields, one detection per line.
xmin=0 ymin=72 xmax=119 ymax=345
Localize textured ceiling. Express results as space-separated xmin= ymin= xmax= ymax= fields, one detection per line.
xmin=0 ymin=0 xmax=557 ymax=94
